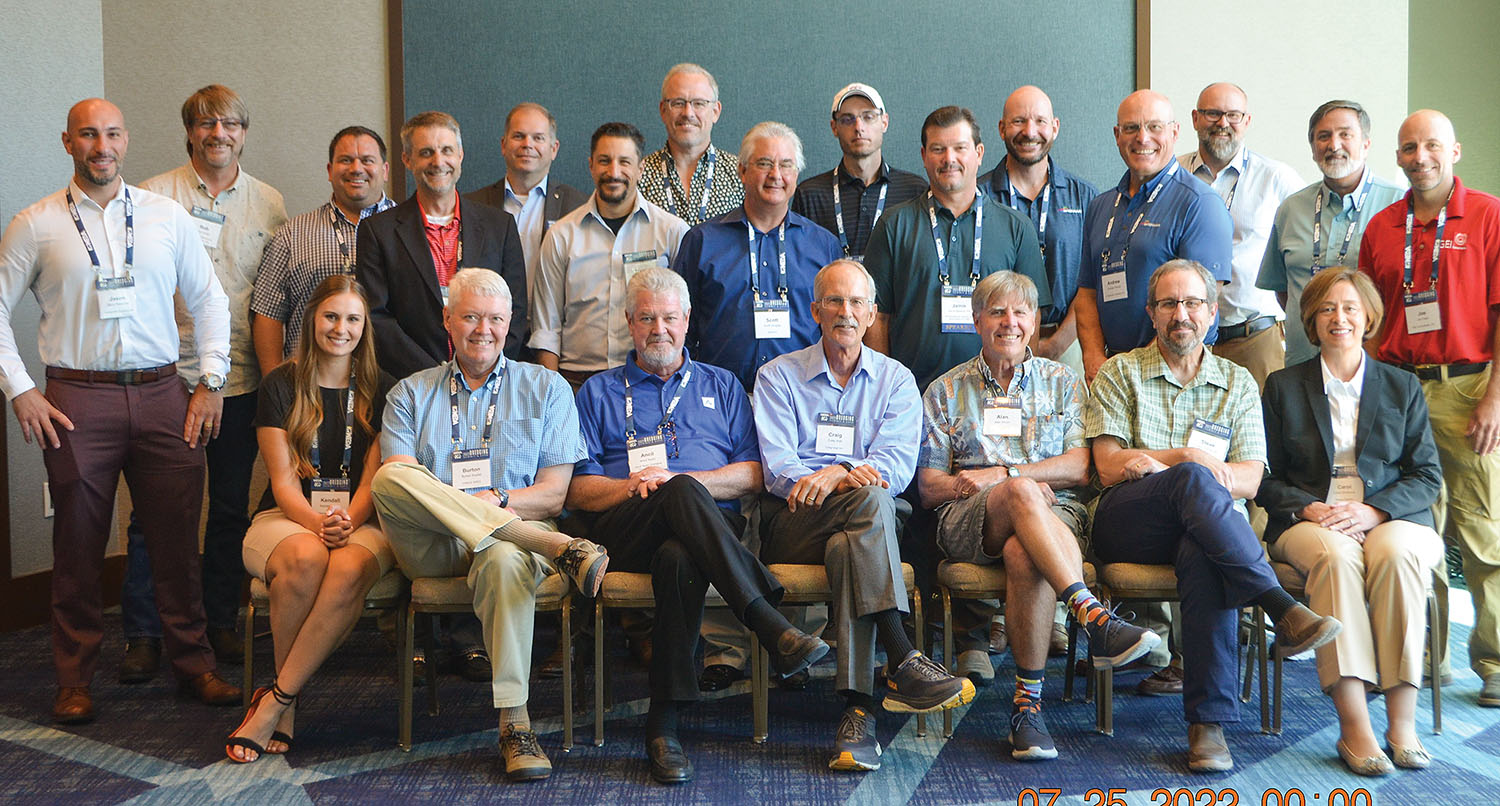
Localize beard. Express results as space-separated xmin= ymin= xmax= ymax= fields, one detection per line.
xmin=1200 ymin=128 xmax=1239 ymax=163
xmin=1320 ymin=153 xmax=1361 ymax=181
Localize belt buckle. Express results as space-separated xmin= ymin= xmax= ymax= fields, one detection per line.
xmin=115 ymin=369 xmax=142 ymax=384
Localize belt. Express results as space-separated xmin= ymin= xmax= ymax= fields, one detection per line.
xmin=1039 ymin=322 xmax=1061 ymax=338
xmin=1398 ymin=361 xmax=1489 ymax=382
xmin=1217 ymin=315 xmax=1276 ymax=342
xmin=45 ymin=363 xmax=177 ymax=384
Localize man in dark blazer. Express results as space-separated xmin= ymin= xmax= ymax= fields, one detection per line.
xmin=357 ymin=111 xmax=526 ymax=382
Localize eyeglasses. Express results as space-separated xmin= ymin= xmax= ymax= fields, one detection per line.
xmin=1150 ymin=297 xmax=1208 ymax=312
xmin=663 ymin=98 xmax=715 ymax=112
xmin=1118 ymin=120 xmax=1171 ymax=136
xmin=834 ymin=110 xmax=882 ymax=127
xmin=818 ymin=296 xmax=872 ymax=311
xmin=1195 ymin=108 xmax=1246 ymax=125
xmin=750 ymin=158 xmax=798 ymax=173
xmin=194 ymin=117 xmax=245 ymax=132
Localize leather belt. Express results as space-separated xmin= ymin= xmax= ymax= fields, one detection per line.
xmin=1217 ymin=315 xmax=1276 ymax=342
xmin=45 ymin=363 xmax=177 ymax=384
xmin=1398 ymin=361 xmax=1489 ymax=382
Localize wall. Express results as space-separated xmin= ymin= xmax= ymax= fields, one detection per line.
xmin=1410 ymin=0 xmax=1500 ymax=193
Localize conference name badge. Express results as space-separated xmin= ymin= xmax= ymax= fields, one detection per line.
xmin=450 ymin=447 xmax=492 ymax=490
xmin=815 ymin=412 xmax=856 ymax=455
xmin=982 ymin=396 xmax=1023 ymax=437
xmin=623 ymin=249 xmax=658 ymax=282
xmin=95 ymin=276 xmax=136 ymax=319
xmin=1403 ymin=289 xmax=1441 ymax=335
xmin=753 ymin=298 xmax=792 ymax=340
xmin=310 ymin=477 xmax=351 ymax=511
xmin=190 ymin=205 xmax=225 ymax=250
xmin=1328 ymin=466 xmax=1364 ymax=504
xmin=1186 ymin=418 xmax=1232 ymax=462
xmin=627 ymin=434 xmax=670 ymax=474
xmin=940 ymin=284 xmax=975 ymax=333
xmin=1101 ymin=261 xmax=1129 ymax=303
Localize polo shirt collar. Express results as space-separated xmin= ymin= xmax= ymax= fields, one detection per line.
xmin=801 ymin=340 xmax=873 ymax=385
xmin=836 ymin=160 xmax=891 ymax=190
xmin=624 ymin=349 xmax=693 ymax=386
xmin=1116 ymin=161 xmax=1178 ymax=199
xmin=1143 ymin=343 xmax=1231 ymax=390
xmin=1397 ymin=176 xmax=1469 ymax=223
xmin=992 ymin=155 xmax=1063 ymax=201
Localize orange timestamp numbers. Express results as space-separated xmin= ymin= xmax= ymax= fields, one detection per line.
xmin=1016 ymin=787 xmax=1376 ymax=806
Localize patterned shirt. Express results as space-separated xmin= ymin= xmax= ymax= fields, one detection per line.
xmin=919 ymin=353 xmax=1088 ymax=499
xmin=639 ymin=144 xmax=744 ymax=228
xmin=791 ymin=161 xmax=928 ymax=259
xmin=250 ymin=197 xmax=395 ymax=357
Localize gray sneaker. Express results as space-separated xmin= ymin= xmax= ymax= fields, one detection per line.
xmin=1009 ymin=701 xmax=1058 ymax=761
xmin=883 ymin=651 xmax=976 ymax=713
xmin=554 ymin=538 xmax=608 ymax=597
xmin=1083 ymin=606 xmax=1162 ymax=670
xmin=829 ymin=705 xmax=882 ymax=771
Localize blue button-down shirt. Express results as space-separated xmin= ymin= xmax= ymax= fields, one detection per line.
xmin=980 ymin=157 xmax=1099 ymax=325
xmin=1079 ymin=166 xmax=1234 ymax=351
xmin=381 ymin=358 xmax=585 ymax=491
xmin=672 ymin=207 xmax=842 ymax=390
xmin=752 ymin=341 xmax=921 ymax=500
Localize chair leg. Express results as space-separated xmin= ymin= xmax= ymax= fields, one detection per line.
xmin=1257 ymin=606 xmax=1271 ymax=734
xmin=1096 ymin=666 xmax=1113 ymax=736
xmin=561 ymin=597 xmax=574 ymax=752
xmin=594 ymin=600 xmax=606 ymax=747
xmin=942 ymin=587 xmax=954 ymax=739
xmin=1241 ymin=611 xmax=1255 ymax=705
xmin=1063 ymin=612 xmax=1078 ymax=703
xmin=243 ymin=602 xmax=256 ymax=708
xmin=1429 ymin=591 xmax=1442 ymax=734
xmin=423 ymin=614 xmax=440 ymax=716
xmin=752 ymin=631 xmax=767 ymax=743
xmin=399 ymin=603 xmax=414 ymax=751
xmin=914 ymin=588 xmax=926 ymax=738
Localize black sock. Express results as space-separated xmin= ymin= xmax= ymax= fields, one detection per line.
xmin=743 ymin=596 xmax=792 ymax=648
xmin=1256 ymin=588 xmax=1298 ymax=622
xmin=646 ymin=698 xmax=678 ymax=740
xmin=873 ymin=609 xmax=915 ymax=666
xmin=844 ymin=690 xmax=878 ymax=712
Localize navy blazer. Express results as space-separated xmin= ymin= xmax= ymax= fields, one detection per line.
xmin=464 ymin=178 xmax=589 ymax=242
xmin=355 ymin=195 xmax=526 ymax=381
xmin=1257 ymin=356 xmax=1442 ymax=544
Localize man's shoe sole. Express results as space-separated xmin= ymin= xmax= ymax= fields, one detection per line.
xmin=1478 ymin=693 xmax=1500 ymax=707
xmin=1010 ymin=741 xmax=1059 ymax=761
xmin=883 ymin=678 xmax=977 ymax=713
xmin=1275 ymin=620 xmax=1342 ymax=659
xmin=829 ymin=750 xmax=881 ymax=771
xmin=1189 ymin=757 xmax=1234 ymax=773
xmin=1091 ymin=631 xmax=1162 ymax=670
xmin=505 ymin=765 xmax=552 ymax=782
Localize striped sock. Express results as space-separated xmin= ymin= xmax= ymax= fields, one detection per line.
xmin=1063 ymin=581 xmax=1107 ymax=626
xmin=1013 ymin=667 xmax=1044 ymax=707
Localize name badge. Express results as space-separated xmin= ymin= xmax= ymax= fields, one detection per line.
xmin=815 ymin=412 xmax=856 ymax=455
xmin=310 ymin=477 xmax=352 ymax=511
xmin=1101 ymin=263 xmax=1129 ymax=303
xmin=450 ymin=447 xmax=492 ymax=490
xmin=847 ymin=254 xmax=865 ymax=264
xmin=1328 ymin=466 xmax=1364 ymax=504
xmin=95 ymin=276 xmax=137 ymax=319
xmin=753 ymin=298 xmax=792 ymax=339
xmin=982 ymin=396 xmax=1023 ymax=437
xmin=440 ymin=285 xmax=451 ymax=306
xmin=940 ymin=284 xmax=975 ymax=333
xmin=627 ymin=434 xmax=670 ymax=473
xmin=1186 ymin=417 xmax=1232 ymax=462
xmin=623 ymin=249 xmax=658 ymax=281
xmin=190 ymin=206 xmax=225 ymax=250
xmin=1403 ymin=289 xmax=1441 ymax=335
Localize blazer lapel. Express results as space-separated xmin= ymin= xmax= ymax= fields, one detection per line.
xmin=1354 ymin=362 xmax=1380 ymax=460
xmin=1302 ymin=363 xmax=1336 ymax=468
xmin=395 ymin=199 xmax=441 ymax=303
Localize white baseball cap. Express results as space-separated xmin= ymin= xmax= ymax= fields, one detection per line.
xmin=831 ymin=83 xmax=886 ymax=116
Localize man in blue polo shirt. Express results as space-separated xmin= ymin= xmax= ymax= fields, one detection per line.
xmin=673 ymin=121 xmax=842 ymax=391
xmin=1075 ymin=90 xmax=1233 ymax=384
xmin=567 ymin=267 xmax=829 ymax=784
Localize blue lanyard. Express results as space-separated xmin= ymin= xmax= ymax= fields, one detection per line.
xmin=1100 ymin=162 xmax=1177 ymax=272
xmin=449 ymin=364 xmax=502 ymax=446
xmin=927 ymin=190 xmax=984 ymax=285
xmin=663 ymin=147 xmax=716 ymax=222
xmin=1311 ymin=171 xmax=1372 ymax=268
xmin=1403 ymin=190 xmax=1450 ymax=291
xmin=624 ymin=367 xmax=692 ymax=441
xmin=66 ymin=187 xmax=133 ymax=276
xmin=832 ymin=163 xmax=887 ymax=257
xmin=1003 ymin=165 xmax=1050 ymax=256
xmin=746 ymin=219 xmax=787 ymax=300
xmin=1217 ymin=151 xmax=1250 ymax=211
xmin=310 ymin=375 xmax=357 ymax=477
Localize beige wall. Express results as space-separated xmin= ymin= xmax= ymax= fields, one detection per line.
xmin=1410 ymin=0 xmax=1500 ymax=193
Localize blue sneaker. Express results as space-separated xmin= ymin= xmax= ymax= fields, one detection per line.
xmin=1009 ymin=701 xmax=1058 ymax=761
xmin=883 ymin=651 xmax=975 ymax=713
xmin=1084 ymin=606 xmax=1161 ymax=670
xmin=829 ymin=706 xmax=881 ymax=771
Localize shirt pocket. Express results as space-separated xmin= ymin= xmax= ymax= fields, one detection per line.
xmin=495 ymin=417 xmax=543 ymax=483
xmin=1031 ymin=413 xmax=1069 ymax=457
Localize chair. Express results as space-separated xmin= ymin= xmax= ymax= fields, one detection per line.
xmin=1091 ymin=563 xmax=1183 ymax=736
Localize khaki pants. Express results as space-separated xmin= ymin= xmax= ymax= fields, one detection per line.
xmin=1212 ymin=321 xmax=1285 ymax=392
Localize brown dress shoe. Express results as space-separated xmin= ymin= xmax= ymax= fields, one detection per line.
xmin=53 ymin=686 xmax=95 ymax=724
xmin=181 ymin=671 xmax=242 ymax=706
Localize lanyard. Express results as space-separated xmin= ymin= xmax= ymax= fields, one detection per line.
xmin=746 ymin=219 xmax=788 ymax=300
xmin=449 ymin=365 xmax=502 ymax=446
xmin=977 ymin=356 xmax=1026 ymax=397
xmin=624 ymin=367 xmax=692 ymax=441
xmin=330 ymin=205 xmax=355 ymax=271
xmin=664 ymin=147 xmax=716 ymax=222
xmin=66 ymin=187 xmax=133 ymax=276
xmin=1403 ymin=189 xmax=1451 ymax=291
xmin=928 ymin=190 xmax=984 ymax=285
xmin=1004 ymin=168 xmax=1050 ymax=255
xmin=1218 ymin=151 xmax=1249 ymax=211
xmin=832 ymin=163 xmax=887 ymax=256
xmin=1311 ymin=172 xmax=1372 ymax=268
xmin=310 ymin=375 xmax=357 ymax=477
xmin=1100 ymin=162 xmax=1177 ymax=272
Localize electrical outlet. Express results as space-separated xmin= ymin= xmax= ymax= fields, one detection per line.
xmin=43 ymin=482 xmax=53 ymax=518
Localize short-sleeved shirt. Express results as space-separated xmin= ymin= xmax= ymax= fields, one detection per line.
xmin=919 ymin=353 xmax=1088 ymax=501
xmin=1085 ymin=345 xmax=1266 ymax=518
xmin=1078 ymin=166 xmax=1234 ymax=352
xmin=254 ymin=363 xmax=395 ymax=513
xmin=673 ymin=207 xmax=842 ymax=390
xmin=864 ymin=190 xmax=1050 ymax=390
xmin=791 ymin=161 xmax=928 ymax=259
xmin=380 ymin=358 xmax=585 ymax=491
xmin=1358 ymin=177 xmax=1500 ymax=365
xmin=638 ymin=144 xmax=744 ymax=228
xmin=1257 ymin=172 xmax=1406 ymax=365
xmin=979 ymin=157 xmax=1099 ymax=325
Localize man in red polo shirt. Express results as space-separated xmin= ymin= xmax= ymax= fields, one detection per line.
xmin=1358 ymin=109 xmax=1500 ymax=708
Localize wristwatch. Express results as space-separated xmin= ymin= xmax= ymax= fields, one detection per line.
xmin=837 ymin=460 xmax=856 ymax=473
xmin=494 ymin=488 xmax=510 ymax=508
xmin=199 ymin=372 xmax=225 ymax=392
xmin=1006 ymin=465 xmax=1021 ymax=478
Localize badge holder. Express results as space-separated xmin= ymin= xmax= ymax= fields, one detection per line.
xmin=940 ymin=284 xmax=975 ymax=333
xmin=96 ymin=275 xmax=137 ymax=319
xmin=753 ymin=297 xmax=792 ymax=339
xmin=1186 ymin=417 xmax=1232 ymax=462
xmin=815 ymin=412 xmax=856 ymax=455
xmin=311 ymin=477 xmax=352 ymax=511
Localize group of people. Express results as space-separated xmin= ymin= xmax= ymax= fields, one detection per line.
xmin=2 ymin=61 xmax=1498 ymax=787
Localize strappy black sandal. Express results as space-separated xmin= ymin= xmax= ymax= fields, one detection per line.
xmin=225 ymin=683 xmax=297 ymax=763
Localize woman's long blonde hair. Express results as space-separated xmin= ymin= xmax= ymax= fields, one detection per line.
xmin=284 ymin=275 xmax=380 ymax=478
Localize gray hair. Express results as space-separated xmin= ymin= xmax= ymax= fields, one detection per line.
xmin=739 ymin=121 xmax=806 ymax=173
xmin=661 ymin=63 xmax=719 ymax=101
xmin=447 ymin=267 xmax=511 ymax=309
xmin=1146 ymin=259 xmax=1218 ymax=307
xmin=813 ymin=259 xmax=877 ymax=301
xmin=972 ymin=271 xmax=1038 ymax=317
xmin=626 ymin=267 xmax=692 ymax=315
xmin=1307 ymin=99 xmax=1372 ymax=142
xmin=400 ymin=110 xmax=463 ymax=155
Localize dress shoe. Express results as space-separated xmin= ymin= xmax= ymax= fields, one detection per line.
xmin=457 ymin=649 xmax=492 ymax=682
xmin=499 ymin=723 xmax=552 ymax=781
xmin=1480 ymin=672 xmax=1500 ymax=707
xmin=646 ymin=735 xmax=694 ymax=784
xmin=954 ymin=648 xmax=995 ymax=685
xmin=1048 ymin=622 xmax=1071 ymax=657
xmin=1137 ymin=664 xmax=1184 ymax=695
xmin=52 ymin=686 xmax=94 ymax=724
xmin=535 ymin=643 xmax=569 ymax=679
xmin=119 ymin=638 xmax=161 ymax=684
xmin=1336 ymin=739 xmax=1393 ymax=776
xmin=989 ymin=619 xmax=1008 ymax=655
xmin=1386 ymin=737 xmax=1432 ymax=770
xmin=411 ymin=651 xmax=428 ymax=688
xmin=698 ymin=663 xmax=746 ymax=692
xmin=1187 ymin=722 xmax=1233 ymax=773
xmin=181 ymin=671 xmax=242 ymax=706
xmin=770 ymin=628 xmax=829 ymax=677
xmin=777 ymin=668 xmax=811 ymax=690
xmin=1273 ymin=604 xmax=1341 ymax=658
xmin=209 ymin=627 xmax=245 ymax=664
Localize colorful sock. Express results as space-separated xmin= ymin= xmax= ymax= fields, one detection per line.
xmin=1063 ymin=581 xmax=1108 ymax=626
xmin=1013 ymin=667 xmax=1044 ymax=707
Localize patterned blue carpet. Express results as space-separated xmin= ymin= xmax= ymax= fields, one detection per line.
xmin=1 ymin=611 xmax=1496 ymax=805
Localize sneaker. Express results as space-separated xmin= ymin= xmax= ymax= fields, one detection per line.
xmin=1009 ymin=700 xmax=1058 ymax=761
xmin=499 ymin=723 xmax=552 ymax=781
xmin=883 ymin=651 xmax=976 ymax=713
xmin=1083 ymin=606 xmax=1162 ymax=670
xmin=954 ymin=648 xmax=995 ymax=686
xmin=829 ymin=706 xmax=882 ymax=771
xmin=1137 ymin=664 xmax=1185 ymax=695
xmin=555 ymin=538 xmax=609 ymax=598
xmin=1480 ymin=673 xmax=1500 ymax=707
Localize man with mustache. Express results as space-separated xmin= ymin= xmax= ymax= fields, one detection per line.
xmin=1177 ymin=82 xmax=1303 ymax=390
xmin=791 ymin=83 xmax=927 ymax=261
xmin=640 ymin=63 xmax=744 ymax=228
xmin=0 ymin=98 xmax=238 ymax=722
xmin=250 ymin=126 xmax=396 ymax=371
xmin=1085 ymin=258 xmax=1341 ymax=772
xmin=1258 ymin=101 xmax=1404 ymax=366
xmin=530 ymin=122 xmax=688 ymax=389
xmin=123 ymin=84 xmax=288 ymax=673
xmin=1358 ymin=109 xmax=1500 ymax=709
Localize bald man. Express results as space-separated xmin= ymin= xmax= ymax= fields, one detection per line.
xmin=1177 ymin=82 xmax=1303 ymax=389
xmin=1075 ymin=90 xmax=1233 ymax=385
xmin=1358 ymin=110 xmax=1500 ymax=708
xmin=0 ymin=99 xmax=240 ymax=723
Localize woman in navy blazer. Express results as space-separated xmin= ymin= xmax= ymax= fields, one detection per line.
xmin=1259 ymin=268 xmax=1443 ymax=776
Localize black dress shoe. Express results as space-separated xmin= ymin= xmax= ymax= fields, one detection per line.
xmin=457 ymin=649 xmax=492 ymax=682
xmin=770 ymin=629 xmax=829 ymax=677
xmin=698 ymin=663 xmax=745 ymax=692
xmin=777 ymin=668 xmax=811 ymax=690
xmin=646 ymin=735 xmax=694 ymax=784
xmin=119 ymin=638 xmax=161 ymax=684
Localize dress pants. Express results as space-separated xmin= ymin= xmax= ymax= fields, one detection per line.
xmin=1091 ymin=463 xmax=1281 ymax=724
xmin=1212 ymin=321 xmax=1285 ymax=392
xmin=586 ymin=475 xmax=783 ymax=702
xmin=371 ymin=462 xmax=549 ymax=708
xmin=43 ymin=375 xmax=215 ymax=687
xmin=760 ymin=487 xmax=908 ymax=696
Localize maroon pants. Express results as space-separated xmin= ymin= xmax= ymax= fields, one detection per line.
xmin=43 ymin=375 xmax=214 ymax=687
